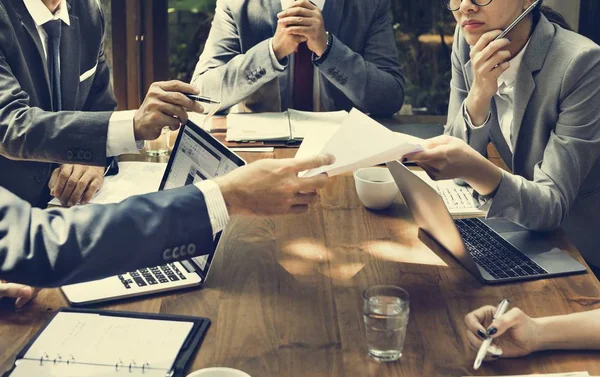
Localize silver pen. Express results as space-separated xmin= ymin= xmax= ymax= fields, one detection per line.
xmin=473 ymin=298 xmax=510 ymax=370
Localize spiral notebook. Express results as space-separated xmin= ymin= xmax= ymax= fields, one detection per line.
xmin=3 ymin=308 xmax=210 ymax=377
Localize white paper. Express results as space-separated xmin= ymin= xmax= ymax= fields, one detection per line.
xmin=48 ymin=162 xmax=166 ymax=206
xmin=288 ymin=109 xmax=348 ymax=139
xmin=22 ymin=312 xmax=193 ymax=373
xmin=465 ymin=373 xmax=590 ymax=377
xmin=412 ymin=170 xmax=486 ymax=216
xmin=10 ymin=361 xmax=165 ymax=377
xmin=299 ymin=108 xmax=423 ymax=177
xmin=226 ymin=112 xmax=291 ymax=141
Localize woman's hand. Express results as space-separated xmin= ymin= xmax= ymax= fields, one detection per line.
xmin=464 ymin=306 xmax=542 ymax=360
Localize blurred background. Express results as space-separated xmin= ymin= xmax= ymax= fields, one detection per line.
xmin=101 ymin=0 xmax=600 ymax=119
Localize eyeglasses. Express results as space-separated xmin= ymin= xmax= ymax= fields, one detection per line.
xmin=441 ymin=0 xmax=493 ymax=11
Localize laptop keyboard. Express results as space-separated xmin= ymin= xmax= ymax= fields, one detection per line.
xmin=118 ymin=263 xmax=187 ymax=289
xmin=454 ymin=218 xmax=548 ymax=280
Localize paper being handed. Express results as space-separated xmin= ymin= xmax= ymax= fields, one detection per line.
xmin=297 ymin=108 xmax=423 ymax=178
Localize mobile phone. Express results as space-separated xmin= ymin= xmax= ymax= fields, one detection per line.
xmin=494 ymin=0 xmax=541 ymax=41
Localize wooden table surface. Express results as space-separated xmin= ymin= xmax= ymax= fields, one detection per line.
xmin=1 ymin=134 xmax=600 ymax=376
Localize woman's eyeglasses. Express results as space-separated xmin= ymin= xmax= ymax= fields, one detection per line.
xmin=441 ymin=0 xmax=493 ymax=12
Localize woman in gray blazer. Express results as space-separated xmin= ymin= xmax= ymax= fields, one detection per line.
xmin=407 ymin=0 xmax=600 ymax=273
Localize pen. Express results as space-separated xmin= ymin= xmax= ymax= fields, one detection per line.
xmin=473 ymin=298 xmax=510 ymax=370
xmin=184 ymin=94 xmax=220 ymax=104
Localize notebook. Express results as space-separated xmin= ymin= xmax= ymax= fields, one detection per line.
xmin=412 ymin=170 xmax=486 ymax=216
xmin=2 ymin=308 xmax=210 ymax=377
xmin=464 ymin=373 xmax=591 ymax=377
xmin=225 ymin=110 xmax=348 ymax=143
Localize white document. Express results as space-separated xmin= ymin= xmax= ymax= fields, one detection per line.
xmin=465 ymin=373 xmax=590 ymax=377
xmin=225 ymin=110 xmax=347 ymax=142
xmin=299 ymin=108 xmax=423 ymax=177
xmin=412 ymin=170 xmax=486 ymax=216
xmin=12 ymin=311 xmax=194 ymax=377
xmin=48 ymin=162 xmax=166 ymax=206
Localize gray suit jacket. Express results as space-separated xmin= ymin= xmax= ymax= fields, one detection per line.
xmin=0 ymin=0 xmax=116 ymax=206
xmin=446 ymin=15 xmax=600 ymax=267
xmin=191 ymin=0 xmax=404 ymax=116
xmin=0 ymin=184 xmax=214 ymax=287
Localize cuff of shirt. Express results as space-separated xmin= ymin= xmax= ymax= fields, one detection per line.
xmin=106 ymin=110 xmax=144 ymax=157
xmin=268 ymin=38 xmax=288 ymax=71
xmin=462 ymin=102 xmax=491 ymax=130
xmin=194 ymin=180 xmax=230 ymax=236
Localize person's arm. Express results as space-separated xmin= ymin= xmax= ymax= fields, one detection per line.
xmin=536 ymin=310 xmax=600 ymax=351
xmin=190 ymin=0 xmax=288 ymax=111
xmin=0 ymin=155 xmax=334 ymax=287
xmin=443 ymin=25 xmax=499 ymax=157
xmin=312 ymin=0 xmax=404 ymax=116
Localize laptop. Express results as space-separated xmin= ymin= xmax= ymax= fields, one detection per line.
xmin=61 ymin=120 xmax=246 ymax=305
xmin=386 ymin=160 xmax=586 ymax=284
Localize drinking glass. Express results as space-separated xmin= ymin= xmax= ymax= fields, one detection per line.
xmin=145 ymin=127 xmax=170 ymax=156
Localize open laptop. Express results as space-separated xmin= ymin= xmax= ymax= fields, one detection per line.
xmin=61 ymin=120 xmax=246 ymax=305
xmin=386 ymin=160 xmax=586 ymax=284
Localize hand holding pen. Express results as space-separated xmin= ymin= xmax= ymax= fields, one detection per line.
xmin=464 ymin=300 xmax=542 ymax=369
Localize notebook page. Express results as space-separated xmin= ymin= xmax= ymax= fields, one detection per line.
xmin=10 ymin=361 xmax=165 ymax=377
xmin=287 ymin=109 xmax=348 ymax=139
xmin=412 ymin=170 xmax=486 ymax=216
xmin=226 ymin=112 xmax=291 ymax=141
xmin=463 ymin=373 xmax=590 ymax=377
xmin=23 ymin=312 xmax=194 ymax=372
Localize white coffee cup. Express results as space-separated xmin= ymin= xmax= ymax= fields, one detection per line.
xmin=353 ymin=167 xmax=399 ymax=210
xmin=187 ymin=367 xmax=251 ymax=377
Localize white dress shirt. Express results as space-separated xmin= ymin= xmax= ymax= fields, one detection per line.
xmin=464 ymin=40 xmax=531 ymax=153
xmin=23 ymin=0 xmax=230 ymax=235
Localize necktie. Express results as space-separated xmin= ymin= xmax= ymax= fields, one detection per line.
xmin=42 ymin=20 xmax=62 ymax=111
xmin=293 ymin=42 xmax=314 ymax=111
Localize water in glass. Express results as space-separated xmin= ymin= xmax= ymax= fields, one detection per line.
xmin=364 ymin=295 xmax=409 ymax=362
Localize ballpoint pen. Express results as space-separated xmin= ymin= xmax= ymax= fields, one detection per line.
xmin=473 ymin=298 xmax=510 ymax=370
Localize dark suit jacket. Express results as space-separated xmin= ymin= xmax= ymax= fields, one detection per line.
xmin=0 ymin=184 xmax=215 ymax=287
xmin=192 ymin=0 xmax=404 ymax=116
xmin=0 ymin=0 xmax=116 ymax=206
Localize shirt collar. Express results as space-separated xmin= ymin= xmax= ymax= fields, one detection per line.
xmin=23 ymin=0 xmax=70 ymax=27
xmin=498 ymin=39 xmax=530 ymax=87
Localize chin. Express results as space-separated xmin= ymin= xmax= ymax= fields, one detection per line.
xmin=463 ymin=32 xmax=483 ymax=47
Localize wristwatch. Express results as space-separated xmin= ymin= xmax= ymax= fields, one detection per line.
xmin=313 ymin=31 xmax=333 ymax=66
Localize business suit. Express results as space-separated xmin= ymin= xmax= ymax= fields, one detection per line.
xmin=0 ymin=184 xmax=215 ymax=287
xmin=446 ymin=15 xmax=600 ymax=267
xmin=0 ymin=0 xmax=116 ymax=206
xmin=191 ymin=0 xmax=404 ymax=116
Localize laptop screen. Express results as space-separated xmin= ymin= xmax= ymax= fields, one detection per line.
xmin=158 ymin=120 xmax=246 ymax=277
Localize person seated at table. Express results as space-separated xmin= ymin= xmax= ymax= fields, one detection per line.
xmin=0 ymin=152 xmax=334 ymax=288
xmin=465 ymin=305 xmax=600 ymax=361
xmin=404 ymin=0 xmax=600 ymax=275
xmin=191 ymin=0 xmax=404 ymax=116
xmin=0 ymin=0 xmax=201 ymax=209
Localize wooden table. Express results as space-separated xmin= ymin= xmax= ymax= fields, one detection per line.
xmin=2 ymin=145 xmax=600 ymax=376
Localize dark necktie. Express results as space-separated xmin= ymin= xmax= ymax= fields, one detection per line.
xmin=42 ymin=20 xmax=62 ymax=111
xmin=293 ymin=42 xmax=314 ymax=111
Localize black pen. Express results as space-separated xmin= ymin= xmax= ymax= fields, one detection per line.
xmin=184 ymin=94 xmax=220 ymax=104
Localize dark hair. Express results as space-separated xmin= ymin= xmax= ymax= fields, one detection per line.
xmin=534 ymin=1 xmax=573 ymax=31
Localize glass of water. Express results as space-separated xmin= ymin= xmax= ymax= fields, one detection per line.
xmin=363 ymin=285 xmax=410 ymax=362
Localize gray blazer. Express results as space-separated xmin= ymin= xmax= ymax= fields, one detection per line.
xmin=191 ymin=0 xmax=404 ymax=116
xmin=446 ymin=15 xmax=600 ymax=267
xmin=0 ymin=0 xmax=116 ymax=206
xmin=0 ymin=184 xmax=214 ymax=287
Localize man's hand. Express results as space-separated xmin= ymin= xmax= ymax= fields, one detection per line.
xmin=215 ymin=154 xmax=335 ymax=216
xmin=277 ymin=0 xmax=327 ymax=56
xmin=272 ymin=19 xmax=307 ymax=61
xmin=0 ymin=281 xmax=40 ymax=309
xmin=134 ymin=80 xmax=204 ymax=141
xmin=48 ymin=164 xmax=105 ymax=207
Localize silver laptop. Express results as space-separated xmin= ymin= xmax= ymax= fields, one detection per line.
xmin=61 ymin=120 xmax=246 ymax=305
xmin=386 ymin=160 xmax=586 ymax=284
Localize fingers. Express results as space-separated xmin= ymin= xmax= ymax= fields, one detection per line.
xmin=488 ymin=307 xmax=527 ymax=339
xmin=0 ymin=282 xmax=38 ymax=308
xmin=466 ymin=328 xmax=485 ymax=350
xmin=278 ymin=6 xmax=313 ymax=19
xmin=289 ymin=204 xmax=310 ymax=214
xmin=54 ymin=165 xmax=84 ymax=204
xmin=15 ymin=287 xmax=40 ymax=309
xmin=154 ymin=101 xmax=189 ymax=125
xmin=48 ymin=166 xmax=60 ymax=192
xmin=80 ymin=177 xmax=103 ymax=205
xmin=296 ymin=173 xmax=329 ymax=191
xmin=293 ymin=191 xmax=319 ymax=206
xmin=471 ymin=30 xmax=504 ymax=55
xmin=154 ymin=80 xmax=199 ymax=96
xmin=292 ymin=154 xmax=335 ymax=173
xmin=282 ymin=0 xmax=317 ymax=12
xmin=465 ymin=305 xmax=496 ymax=340
xmin=476 ymin=38 xmax=511 ymax=65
